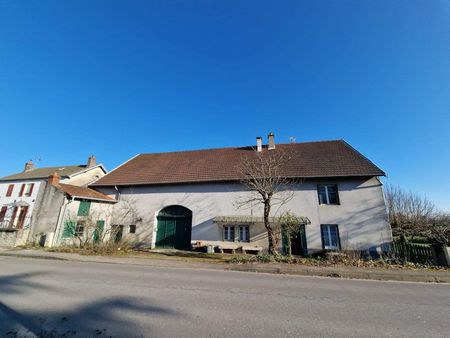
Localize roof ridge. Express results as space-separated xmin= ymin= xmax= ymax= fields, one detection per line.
xmin=139 ymin=139 xmax=345 ymax=156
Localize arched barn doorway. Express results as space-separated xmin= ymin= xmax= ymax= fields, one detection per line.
xmin=155 ymin=205 xmax=192 ymax=250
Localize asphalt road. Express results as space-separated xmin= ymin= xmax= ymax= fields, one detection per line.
xmin=0 ymin=256 xmax=449 ymax=338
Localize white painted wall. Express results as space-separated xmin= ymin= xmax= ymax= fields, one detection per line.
xmin=97 ymin=177 xmax=392 ymax=254
xmin=53 ymin=198 xmax=114 ymax=246
xmin=0 ymin=180 xmax=43 ymax=229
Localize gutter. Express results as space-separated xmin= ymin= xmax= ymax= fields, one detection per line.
xmin=70 ymin=195 xmax=117 ymax=203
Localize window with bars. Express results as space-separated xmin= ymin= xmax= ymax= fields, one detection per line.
xmin=317 ymin=184 xmax=340 ymax=205
xmin=321 ymin=224 xmax=340 ymax=250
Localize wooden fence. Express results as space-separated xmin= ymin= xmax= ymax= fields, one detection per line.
xmin=392 ymin=239 xmax=434 ymax=265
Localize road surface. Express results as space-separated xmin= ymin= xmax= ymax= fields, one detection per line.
xmin=0 ymin=256 xmax=449 ymax=337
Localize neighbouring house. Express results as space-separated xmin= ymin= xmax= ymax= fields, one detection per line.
xmin=0 ymin=156 xmax=110 ymax=247
xmin=31 ymin=172 xmax=116 ymax=247
xmin=91 ymin=135 xmax=393 ymax=256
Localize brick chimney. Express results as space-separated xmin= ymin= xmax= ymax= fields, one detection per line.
xmin=24 ymin=160 xmax=34 ymax=172
xmin=48 ymin=172 xmax=60 ymax=186
xmin=268 ymin=132 xmax=275 ymax=150
xmin=87 ymin=155 xmax=96 ymax=168
xmin=256 ymin=136 xmax=262 ymax=152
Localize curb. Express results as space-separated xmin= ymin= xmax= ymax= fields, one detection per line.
xmin=227 ymin=265 xmax=450 ymax=283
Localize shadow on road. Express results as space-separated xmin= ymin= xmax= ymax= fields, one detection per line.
xmin=0 ymin=272 xmax=179 ymax=337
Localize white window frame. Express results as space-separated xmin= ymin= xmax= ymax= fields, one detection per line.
xmin=25 ymin=183 xmax=33 ymax=197
xmin=238 ymin=225 xmax=250 ymax=242
xmin=224 ymin=226 xmax=235 ymax=242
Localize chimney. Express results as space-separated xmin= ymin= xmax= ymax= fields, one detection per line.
xmin=24 ymin=160 xmax=34 ymax=172
xmin=87 ymin=155 xmax=96 ymax=168
xmin=268 ymin=132 xmax=275 ymax=150
xmin=48 ymin=172 xmax=60 ymax=186
xmin=256 ymin=136 xmax=262 ymax=152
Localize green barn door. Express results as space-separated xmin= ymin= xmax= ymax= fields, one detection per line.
xmin=155 ymin=206 xmax=192 ymax=250
xmin=155 ymin=217 xmax=177 ymax=248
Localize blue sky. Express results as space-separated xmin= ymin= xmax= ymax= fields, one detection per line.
xmin=0 ymin=1 xmax=449 ymax=210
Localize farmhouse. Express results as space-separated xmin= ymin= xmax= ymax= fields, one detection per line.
xmin=92 ymin=135 xmax=392 ymax=255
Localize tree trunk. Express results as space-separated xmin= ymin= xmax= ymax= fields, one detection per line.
xmin=264 ymin=199 xmax=277 ymax=255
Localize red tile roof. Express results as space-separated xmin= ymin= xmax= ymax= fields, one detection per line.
xmin=58 ymin=183 xmax=116 ymax=202
xmin=92 ymin=140 xmax=385 ymax=187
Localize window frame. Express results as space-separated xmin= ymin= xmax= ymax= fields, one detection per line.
xmin=317 ymin=184 xmax=340 ymax=205
xmin=25 ymin=183 xmax=34 ymax=197
xmin=321 ymin=224 xmax=341 ymax=250
xmin=238 ymin=225 xmax=250 ymax=242
xmin=223 ymin=225 xmax=235 ymax=242
xmin=75 ymin=221 xmax=86 ymax=237
xmin=129 ymin=224 xmax=136 ymax=234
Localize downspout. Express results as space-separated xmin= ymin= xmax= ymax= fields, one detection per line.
xmin=52 ymin=196 xmax=73 ymax=247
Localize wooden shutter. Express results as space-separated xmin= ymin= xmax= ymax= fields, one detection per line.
xmin=28 ymin=183 xmax=34 ymax=196
xmin=320 ymin=225 xmax=326 ymax=249
xmin=62 ymin=221 xmax=76 ymax=238
xmin=77 ymin=200 xmax=91 ymax=216
xmin=17 ymin=206 xmax=29 ymax=228
xmin=6 ymin=184 xmax=14 ymax=197
xmin=0 ymin=206 xmax=7 ymax=222
xmin=19 ymin=184 xmax=26 ymax=197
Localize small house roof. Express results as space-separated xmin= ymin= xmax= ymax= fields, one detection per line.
xmin=0 ymin=165 xmax=103 ymax=182
xmin=58 ymin=183 xmax=116 ymax=203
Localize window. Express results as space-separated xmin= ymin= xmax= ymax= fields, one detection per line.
xmin=0 ymin=206 xmax=7 ymax=223
xmin=239 ymin=225 xmax=250 ymax=242
xmin=77 ymin=200 xmax=91 ymax=216
xmin=75 ymin=221 xmax=86 ymax=237
xmin=6 ymin=184 xmax=14 ymax=197
xmin=224 ymin=226 xmax=235 ymax=242
xmin=318 ymin=184 xmax=339 ymax=205
xmin=25 ymin=183 xmax=34 ymax=197
xmin=129 ymin=224 xmax=136 ymax=234
xmin=19 ymin=183 xmax=35 ymax=197
xmin=9 ymin=207 xmax=18 ymax=227
xmin=321 ymin=224 xmax=340 ymax=250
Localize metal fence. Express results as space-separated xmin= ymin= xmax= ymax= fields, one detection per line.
xmin=0 ymin=216 xmax=32 ymax=230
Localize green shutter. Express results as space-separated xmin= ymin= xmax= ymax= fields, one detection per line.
xmin=93 ymin=220 xmax=105 ymax=243
xmin=77 ymin=200 xmax=91 ymax=216
xmin=63 ymin=221 xmax=76 ymax=238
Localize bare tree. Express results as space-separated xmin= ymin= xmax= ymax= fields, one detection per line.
xmin=424 ymin=213 xmax=450 ymax=247
xmin=62 ymin=197 xmax=140 ymax=248
xmin=236 ymin=149 xmax=296 ymax=255
xmin=385 ymin=185 xmax=435 ymax=239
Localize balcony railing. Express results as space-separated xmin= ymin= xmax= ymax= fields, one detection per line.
xmin=0 ymin=216 xmax=32 ymax=230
